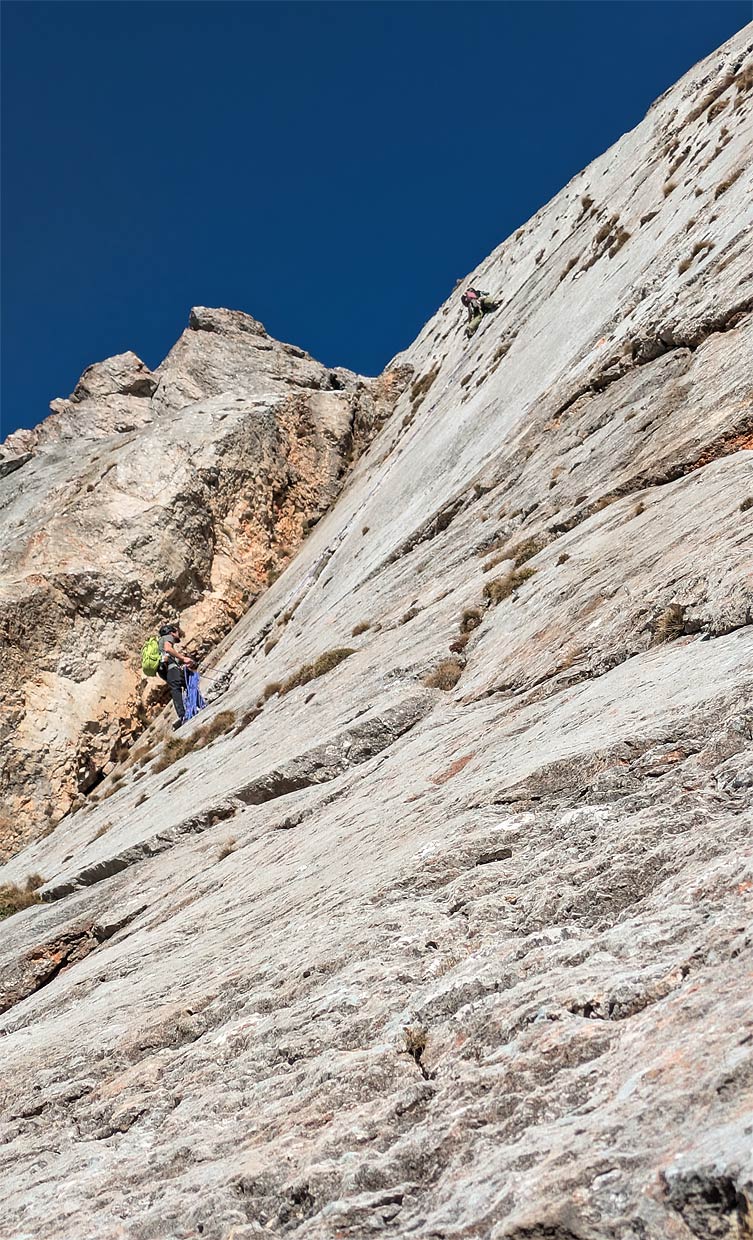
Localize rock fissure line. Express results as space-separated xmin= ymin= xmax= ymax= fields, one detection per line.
xmin=43 ymin=698 xmax=431 ymax=899
xmin=551 ymin=301 xmax=752 ymax=424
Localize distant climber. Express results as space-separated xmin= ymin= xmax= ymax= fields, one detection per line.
xmin=461 ymin=286 xmax=498 ymax=338
xmin=158 ymin=622 xmax=197 ymax=729
xmin=461 ymin=287 xmax=487 ymax=322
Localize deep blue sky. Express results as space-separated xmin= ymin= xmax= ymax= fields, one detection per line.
xmin=2 ymin=1 xmax=750 ymax=437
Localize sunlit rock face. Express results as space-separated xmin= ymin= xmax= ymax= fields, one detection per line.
xmin=0 ymin=27 xmax=752 ymax=1240
xmin=0 ymin=308 xmax=403 ymax=855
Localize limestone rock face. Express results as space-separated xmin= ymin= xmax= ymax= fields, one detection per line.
xmin=0 ymin=312 xmax=401 ymax=855
xmin=1 ymin=27 xmax=752 ymax=1240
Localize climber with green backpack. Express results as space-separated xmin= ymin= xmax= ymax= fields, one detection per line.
xmin=141 ymin=622 xmax=197 ymax=729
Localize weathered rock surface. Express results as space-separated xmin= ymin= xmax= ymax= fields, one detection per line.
xmin=1 ymin=27 xmax=752 ymax=1240
xmin=0 ymin=310 xmax=404 ymax=855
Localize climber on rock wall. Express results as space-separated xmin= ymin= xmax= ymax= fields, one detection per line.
xmin=461 ymin=286 xmax=499 ymax=338
xmin=461 ymin=287 xmax=487 ymax=322
xmin=158 ymin=622 xmax=197 ymax=729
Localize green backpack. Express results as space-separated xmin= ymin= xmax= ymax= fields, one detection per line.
xmin=141 ymin=635 xmax=161 ymax=677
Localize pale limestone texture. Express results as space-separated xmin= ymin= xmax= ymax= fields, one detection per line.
xmin=0 ymin=27 xmax=752 ymax=1240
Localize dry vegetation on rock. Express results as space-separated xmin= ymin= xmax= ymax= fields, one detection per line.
xmin=0 ymin=874 xmax=44 ymax=920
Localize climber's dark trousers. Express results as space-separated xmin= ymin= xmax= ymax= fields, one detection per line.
xmin=166 ymin=664 xmax=186 ymax=720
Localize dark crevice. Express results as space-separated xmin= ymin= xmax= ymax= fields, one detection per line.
xmin=475 ymin=847 xmax=513 ymax=866
xmin=43 ymin=701 xmax=430 ymax=899
xmin=0 ymin=906 xmax=145 ymax=1015
xmin=663 ymin=1171 xmax=753 ymax=1239
xmin=383 ymin=493 xmax=467 ymax=569
xmin=43 ymin=805 xmax=237 ymax=900
xmin=234 ymin=697 xmax=430 ymax=807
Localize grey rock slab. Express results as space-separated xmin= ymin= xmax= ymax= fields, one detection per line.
xmin=1 ymin=26 xmax=753 ymax=1240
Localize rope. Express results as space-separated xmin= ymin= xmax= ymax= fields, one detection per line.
xmin=182 ymin=670 xmax=206 ymax=722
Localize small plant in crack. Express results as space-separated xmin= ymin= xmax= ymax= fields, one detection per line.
xmin=0 ymin=874 xmax=44 ymax=920
xmin=678 ymin=239 xmax=715 ymax=274
xmin=459 ymin=606 xmax=483 ymax=633
xmin=511 ymin=534 xmax=548 ymax=566
xmin=218 ymin=838 xmax=237 ymax=860
xmin=400 ymin=607 xmax=420 ymax=626
xmin=402 ymin=1025 xmax=435 ymax=1080
xmin=483 ymin=566 xmax=536 ymax=605
xmin=152 ymin=711 xmax=237 ymax=773
xmin=236 ymin=706 xmax=262 ymax=733
xmin=651 ymin=603 xmax=687 ymax=645
xmin=409 ymin=365 xmax=440 ymax=414
xmin=280 ymin=648 xmax=355 ymax=695
xmin=740 ymin=497 xmax=753 ymax=512
xmin=423 ymin=658 xmax=464 ymax=691
xmin=714 ymin=167 xmax=744 ymax=199
xmin=351 ymin=620 xmax=371 ymax=636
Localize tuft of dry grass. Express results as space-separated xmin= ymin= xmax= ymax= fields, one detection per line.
xmin=236 ymin=706 xmax=262 ymax=732
xmin=93 ymin=822 xmax=113 ymax=839
xmin=449 ymin=632 xmax=470 ymax=654
xmin=280 ymin=648 xmax=355 ymax=696
xmin=734 ymin=64 xmax=753 ymax=105
xmin=557 ymin=552 xmax=570 ymax=566
xmin=579 ymin=193 xmax=594 ymax=213
xmin=261 ymin=681 xmax=282 ymax=702
xmin=512 ymin=534 xmax=548 ymax=566
xmin=403 ymin=1025 xmax=427 ymax=1063
xmin=652 ymin=603 xmax=686 ymax=646
xmin=100 ymin=774 xmax=125 ymax=802
xmin=662 ymin=179 xmax=677 ymax=197
xmin=559 ymin=256 xmax=578 ymax=283
xmin=400 ymin=607 xmax=419 ymax=625
xmin=218 ymin=839 xmax=237 ymax=861
xmin=483 ymin=566 xmax=536 ymax=605
xmin=678 ymin=239 xmax=715 ymax=274
xmin=739 ymin=497 xmax=753 ymax=513
xmin=706 ymin=97 xmax=728 ymax=124
xmin=0 ymin=874 xmax=44 ymax=920
xmin=608 ymin=228 xmax=631 ymax=257
xmin=633 ymin=500 xmax=646 ymax=517
xmin=714 ymin=166 xmax=744 ymax=199
xmin=460 ymin=607 xmax=483 ymax=633
xmin=152 ymin=710 xmax=237 ymax=774
xmin=351 ymin=621 xmax=371 ymax=636
xmin=409 ymin=365 xmax=440 ymax=414
xmin=482 ymin=549 xmax=512 ymax=573
xmin=423 ymin=659 xmax=464 ymax=691
xmin=201 ymin=711 xmax=237 ymax=743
